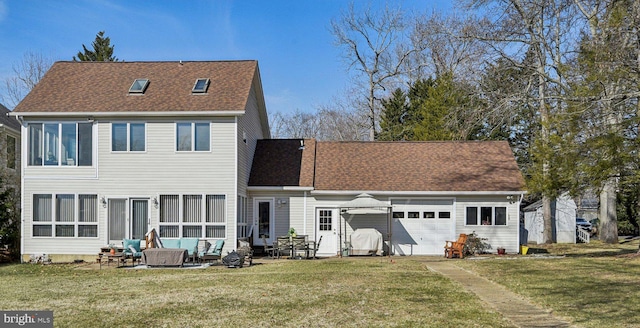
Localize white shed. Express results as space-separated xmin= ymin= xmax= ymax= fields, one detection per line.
xmin=523 ymin=192 xmax=577 ymax=244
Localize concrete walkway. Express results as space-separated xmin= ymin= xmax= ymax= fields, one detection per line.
xmin=425 ymin=261 xmax=573 ymax=328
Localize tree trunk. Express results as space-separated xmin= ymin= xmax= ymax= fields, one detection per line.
xmin=599 ymin=178 xmax=619 ymax=243
xmin=542 ymin=196 xmax=554 ymax=243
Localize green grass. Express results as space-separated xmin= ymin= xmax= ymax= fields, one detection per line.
xmin=2 ymin=240 xmax=638 ymax=327
xmin=457 ymin=240 xmax=640 ymax=328
xmin=0 ymin=258 xmax=513 ymax=328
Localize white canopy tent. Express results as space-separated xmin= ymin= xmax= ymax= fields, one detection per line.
xmin=338 ymin=193 xmax=392 ymax=257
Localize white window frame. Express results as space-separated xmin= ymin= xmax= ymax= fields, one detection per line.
xmin=32 ymin=193 xmax=99 ymax=238
xmin=158 ymin=193 xmax=226 ymax=239
xmin=27 ymin=122 xmax=94 ymax=167
xmin=111 ymin=122 xmax=146 ymax=152
xmin=465 ymin=206 xmax=508 ymax=226
xmin=175 ymin=122 xmax=211 ymax=152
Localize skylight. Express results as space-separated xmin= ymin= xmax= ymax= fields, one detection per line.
xmin=192 ymin=78 xmax=210 ymax=93
xmin=129 ymin=79 xmax=149 ymax=93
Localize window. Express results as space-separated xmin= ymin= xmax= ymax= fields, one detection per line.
xmin=192 ymin=78 xmax=210 ymax=93
xmin=439 ymin=211 xmax=451 ymax=219
xmin=407 ymin=212 xmax=420 ymax=219
xmin=319 ymin=210 xmax=332 ymax=231
xmin=6 ymin=135 xmax=15 ymax=169
xmin=466 ymin=207 xmax=478 ymax=225
xmin=159 ymin=194 xmax=226 ymax=239
xmin=32 ymin=194 xmax=98 ymax=237
xmin=423 ymin=212 xmax=435 ymax=219
xmin=129 ymin=79 xmax=149 ymax=93
xmin=112 ymin=123 xmax=146 ymax=152
xmin=176 ymin=122 xmax=210 ymax=151
xmin=392 ymin=212 xmax=404 ymax=219
xmin=466 ymin=206 xmax=507 ymax=226
xmin=28 ymin=123 xmax=93 ymax=166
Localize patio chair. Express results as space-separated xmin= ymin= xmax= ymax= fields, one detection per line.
xmin=122 ymin=239 xmax=143 ymax=266
xmin=199 ymin=239 xmax=224 ymax=264
xmin=262 ymin=236 xmax=275 ymax=258
xmin=444 ymin=234 xmax=468 ymax=259
xmin=292 ymin=236 xmax=307 ymax=259
xmin=308 ymin=236 xmax=322 ymax=259
xmin=276 ymin=236 xmax=291 ymax=259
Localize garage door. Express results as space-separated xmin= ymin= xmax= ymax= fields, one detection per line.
xmin=391 ymin=199 xmax=455 ymax=255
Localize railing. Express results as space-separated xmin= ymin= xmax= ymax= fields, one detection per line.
xmin=577 ymin=227 xmax=590 ymax=243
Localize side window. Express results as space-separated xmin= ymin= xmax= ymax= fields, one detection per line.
xmin=466 ymin=207 xmax=478 ymax=225
xmin=112 ymin=123 xmax=146 ymax=152
xmin=176 ymin=122 xmax=210 ymax=152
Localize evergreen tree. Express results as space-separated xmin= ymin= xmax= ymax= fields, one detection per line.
xmin=73 ymin=31 xmax=119 ymax=62
xmin=378 ymin=88 xmax=412 ymax=141
xmin=0 ymin=182 xmax=19 ymax=261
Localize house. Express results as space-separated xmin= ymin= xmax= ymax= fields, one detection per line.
xmin=523 ymin=192 xmax=577 ymax=244
xmin=0 ymin=103 xmax=21 ymax=188
xmin=13 ymin=61 xmax=268 ymax=262
xmin=249 ymin=139 xmax=526 ymax=256
xmin=13 ymin=60 xmax=526 ymax=262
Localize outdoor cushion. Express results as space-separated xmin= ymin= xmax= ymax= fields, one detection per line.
xmin=122 ymin=239 xmax=142 ymax=258
xmin=123 ymin=239 xmax=141 ymax=252
xmin=199 ymin=239 xmax=224 ymax=257
xmin=180 ymin=238 xmax=200 ymax=257
xmin=162 ymin=239 xmax=181 ymax=249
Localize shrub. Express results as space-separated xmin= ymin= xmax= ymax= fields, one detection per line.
xmin=465 ymin=232 xmax=492 ymax=255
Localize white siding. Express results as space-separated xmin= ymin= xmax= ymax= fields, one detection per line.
xmin=22 ymin=116 xmax=241 ymax=258
xmin=248 ymin=192 xmax=522 ymax=256
xmin=455 ymin=196 xmax=520 ymax=254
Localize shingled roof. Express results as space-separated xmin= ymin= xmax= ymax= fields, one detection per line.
xmin=14 ymin=60 xmax=260 ymax=114
xmin=0 ymin=103 xmax=20 ymax=131
xmin=248 ymin=139 xmax=316 ymax=187
xmin=249 ymin=140 xmax=525 ymax=192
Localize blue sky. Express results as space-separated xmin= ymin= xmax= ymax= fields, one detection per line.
xmin=0 ymin=0 xmax=453 ymax=113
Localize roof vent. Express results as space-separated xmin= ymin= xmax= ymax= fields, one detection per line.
xmin=129 ymin=79 xmax=149 ymax=94
xmin=192 ymin=78 xmax=210 ymax=93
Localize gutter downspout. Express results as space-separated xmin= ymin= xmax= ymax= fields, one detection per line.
xmin=303 ymin=191 xmax=307 ymax=236
xmin=18 ymin=117 xmax=25 ymax=262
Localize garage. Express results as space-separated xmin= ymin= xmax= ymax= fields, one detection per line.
xmin=391 ymin=199 xmax=456 ymax=255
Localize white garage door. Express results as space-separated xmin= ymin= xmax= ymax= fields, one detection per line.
xmin=391 ymin=199 xmax=455 ymax=255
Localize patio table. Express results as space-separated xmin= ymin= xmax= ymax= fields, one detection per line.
xmin=143 ymin=248 xmax=188 ymax=267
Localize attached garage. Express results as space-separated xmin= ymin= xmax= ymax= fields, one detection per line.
xmin=391 ymin=199 xmax=456 ymax=255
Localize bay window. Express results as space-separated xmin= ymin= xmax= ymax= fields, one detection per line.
xmin=28 ymin=122 xmax=93 ymax=166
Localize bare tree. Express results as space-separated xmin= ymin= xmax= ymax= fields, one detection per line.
xmin=331 ymin=3 xmax=421 ymax=141
xmin=2 ymin=51 xmax=54 ymax=109
xmin=462 ymin=0 xmax=579 ymax=244
xmin=411 ymin=11 xmax=489 ymax=82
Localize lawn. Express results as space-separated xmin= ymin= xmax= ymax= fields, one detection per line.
xmin=457 ymin=239 xmax=640 ymax=328
xmin=1 ymin=240 xmax=638 ymax=328
xmin=0 ymin=258 xmax=513 ymax=328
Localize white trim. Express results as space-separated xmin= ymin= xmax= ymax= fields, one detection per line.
xmin=253 ymin=197 xmax=275 ymax=244
xmin=311 ymin=190 xmax=526 ymax=196
xmin=12 ymin=111 xmax=245 ymax=118
xmin=247 ymin=186 xmax=314 ymax=191
xmin=233 ymin=116 xmax=238 ymax=248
